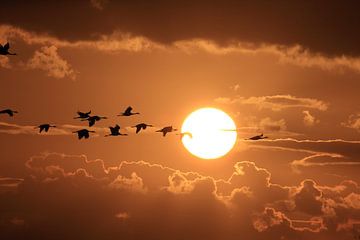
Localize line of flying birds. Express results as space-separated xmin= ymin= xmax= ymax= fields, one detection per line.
xmin=0 ymin=42 xmax=268 ymax=141
xmin=0 ymin=107 xmax=184 ymax=139
xmin=0 ymin=107 xmax=268 ymax=141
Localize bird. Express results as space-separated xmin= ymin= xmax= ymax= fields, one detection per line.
xmin=82 ymin=115 xmax=107 ymax=127
xmin=131 ymin=123 xmax=154 ymax=134
xmin=35 ymin=124 xmax=56 ymax=133
xmin=156 ymin=126 xmax=178 ymax=137
xmin=105 ymin=124 xmax=128 ymax=137
xmin=73 ymin=129 xmax=95 ymax=140
xmin=73 ymin=110 xmax=91 ymax=119
xmin=0 ymin=42 xmax=16 ymax=55
xmin=247 ymin=133 xmax=268 ymax=140
xmin=176 ymin=132 xmax=193 ymax=140
xmin=118 ymin=106 xmax=140 ymax=116
xmin=0 ymin=109 xmax=18 ymax=117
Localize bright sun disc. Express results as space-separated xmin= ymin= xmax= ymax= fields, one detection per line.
xmin=181 ymin=108 xmax=237 ymax=159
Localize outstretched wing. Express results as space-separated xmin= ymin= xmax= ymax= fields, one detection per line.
xmin=136 ymin=126 xmax=142 ymax=134
xmin=125 ymin=106 xmax=132 ymax=114
xmin=4 ymin=42 xmax=9 ymax=51
xmin=5 ymin=110 xmax=13 ymax=116
xmin=89 ymin=119 xmax=95 ymax=127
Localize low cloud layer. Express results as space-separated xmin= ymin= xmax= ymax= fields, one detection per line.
xmin=1 ymin=152 xmax=359 ymax=239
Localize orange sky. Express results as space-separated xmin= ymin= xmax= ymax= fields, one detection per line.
xmin=1 ymin=1 xmax=360 ymax=239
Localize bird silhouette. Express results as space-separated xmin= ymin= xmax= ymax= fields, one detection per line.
xmin=82 ymin=115 xmax=107 ymax=127
xmin=105 ymin=124 xmax=128 ymax=137
xmin=247 ymin=133 xmax=268 ymax=140
xmin=156 ymin=126 xmax=178 ymax=137
xmin=131 ymin=123 xmax=153 ymax=134
xmin=73 ymin=129 xmax=95 ymax=139
xmin=0 ymin=109 xmax=18 ymax=117
xmin=0 ymin=42 xmax=16 ymax=55
xmin=176 ymin=132 xmax=193 ymax=139
xmin=74 ymin=110 xmax=91 ymax=119
xmin=35 ymin=124 xmax=56 ymax=133
xmin=118 ymin=106 xmax=140 ymax=116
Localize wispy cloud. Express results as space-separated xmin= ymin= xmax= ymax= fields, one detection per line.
xmin=2 ymin=24 xmax=360 ymax=74
xmin=342 ymin=113 xmax=360 ymax=132
xmin=245 ymin=138 xmax=360 ymax=170
xmin=90 ymin=0 xmax=108 ymax=10
xmin=303 ymin=110 xmax=319 ymax=126
xmin=215 ymin=95 xmax=328 ymax=111
xmin=0 ymin=25 xmax=163 ymax=53
xmin=27 ymin=46 xmax=76 ymax=80
xmin=174 ymin=39 xmax=360 ymax=73
xmin=0 ymin=122 xmax=108 ymax=136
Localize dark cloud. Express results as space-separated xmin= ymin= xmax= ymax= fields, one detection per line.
xmin=2 ymin=1 xmax=360 ymax=56
xmin=1 ymin=153 xmax=359 ymax=239
xmin=294 ymin=180 xmax=323 ymax=215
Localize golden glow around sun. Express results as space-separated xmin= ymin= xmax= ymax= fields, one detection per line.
xmin=181 ymin=108 xmax=237 ymax=159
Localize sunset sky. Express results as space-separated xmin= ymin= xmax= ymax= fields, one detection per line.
xmin=1 ymin=1 xmax=360 ymax=239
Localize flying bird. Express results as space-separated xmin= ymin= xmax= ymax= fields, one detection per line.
xmin=74 ymin=110 xmax=91 ymax=119
xmin=35 ymin=124 xmax=56 ymax=133
xmin=131 ymin=123 xmax=153 ymax=134
xmin=73 ymin=129 xmax=95 ymax=140
xmin=118 ymin=106 xmax=140 ymax=116
xmin=82 ymin=115 xmax=107 ymax=127
xmin=105 ymin=124 xmax=128 ymax=137
xmin=176 ymin=132 xmax=193 ymax=139
xmin=0 ymin=42 xmax=16 ymax=55
xmin=0 ymin=109 xmax=18 ymax=117
xmin=247 ymin=133 xmax=268 ymax=140
xmin=156 ymin=126 xmax=178 ymax=137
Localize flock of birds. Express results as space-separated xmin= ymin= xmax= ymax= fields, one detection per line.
xmin=0 ymin=107 xmax=181 ymax=139
xmin=0 ymin=106 xmax=268 ymax=141
xmin=0 ymin=42 xmax=268 ymax=141
xmin=0 ymin=42 xmax=183 ymax=140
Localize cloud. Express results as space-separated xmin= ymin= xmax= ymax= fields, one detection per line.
xmin=0 ymin=122 xmax=112 ymax=136
xmin=252 ymin=207 xmax=292 ymax=232
xmin=90 ymin=0 xmax=108 ymax=10
xmin=2 ymin=152 xmax=360 ymax=239
xmin=0 ymin=177 xmax=23 ymax=193
xmin=245 ymin=138 xmax=360 ymax=170
xmin=0 ymin=25 xmax=163 ymax=53
xmin=303 ymin=110 xmax=319 ymax=126
xmin=108 ymin=172 xmax=147 ymax=193
xmin=27 ymin=45 xmax=76 ymax=79
xmin=3 ymin=1 xmax=360 ymax=57
xmin=0 ymin=56 xmax=11 ymax=68
xmin=175 ymin=40 xmax=360 ymax=73
xmin=2 ymin=24 xmax=360 ymax=74
xmin=342 ymin=113 xmax=360 ymax=132
xmin=294 ymin=180 xmax=323 ymax=215
xmin=215 ymin=95 xmax=328 ymax=111
xmin=259 ymin=117 xmax=287 ymax=132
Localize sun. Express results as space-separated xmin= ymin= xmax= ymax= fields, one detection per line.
xmin=181 ymin=108 xmax=237 ymax=159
